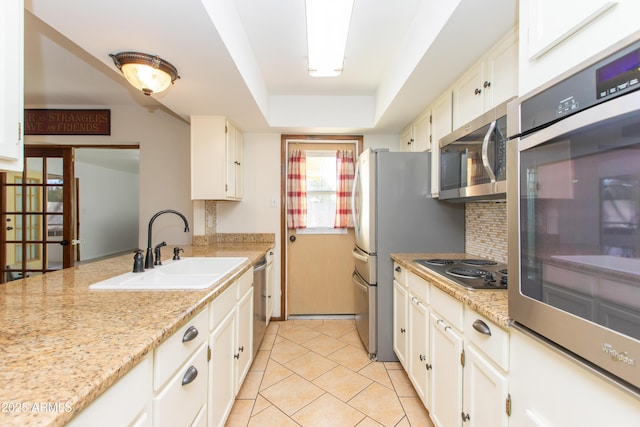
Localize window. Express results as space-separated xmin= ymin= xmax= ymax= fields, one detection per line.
xmin=298 ymin=151 xmax=346 ymax=234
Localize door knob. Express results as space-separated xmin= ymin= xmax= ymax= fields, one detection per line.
xmin=6 ymin=226 xmax=13 ymax=231
xmin=289 ymin=235 xmax=296 ymax=242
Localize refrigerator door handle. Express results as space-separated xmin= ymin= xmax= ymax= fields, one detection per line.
xmin=352 ymin=246 xmax=369 ymax=263
xmin=351 ymin=160 xmax=361 ymax=240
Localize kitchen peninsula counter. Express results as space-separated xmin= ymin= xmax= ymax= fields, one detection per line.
xmin=391 ymin=253 xmax=510 ymax=328
xmin=0 ymin=243 xmax=273 ymax=427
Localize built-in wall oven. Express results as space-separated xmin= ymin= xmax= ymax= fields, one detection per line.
xmin=507 ymin=31 xmax=640 ymax=393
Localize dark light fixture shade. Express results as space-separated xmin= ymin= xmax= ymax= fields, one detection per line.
xmin=110 ymin=52 xmax=180 ymax=96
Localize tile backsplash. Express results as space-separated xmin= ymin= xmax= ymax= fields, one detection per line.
xmin=465 ymin=202 xmax=507 ymax=263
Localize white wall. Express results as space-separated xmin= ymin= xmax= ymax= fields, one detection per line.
xmin=216 ymin=132 xmax=399 ymax=318
xmin=24 ymin=104 xmax=192 ymax=250
xmin=75 ymin=159 xmax=139 ymax=261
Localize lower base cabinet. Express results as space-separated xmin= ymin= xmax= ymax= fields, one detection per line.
xmin=209 ymin=307 xmax=236 ymax=427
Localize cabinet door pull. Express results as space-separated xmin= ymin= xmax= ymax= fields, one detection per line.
xmin=400 ymin=328 xmax=406 ymax=334
xmin=181 ymin=366 xmax=198 ymax=386
xmin=395 ymin=266 xmax=401 ymax=272
xmin=239 ymin=345 xmax=245 ymax=353
xmin=472 ymin=319 xmax=492 ymax=336
xmin=234 ymin=353 xmax=240 ymax=359
xmin=425 ymin=363 xmax=432 ymax=370
xmin=182 ymin=326 xmax=199 ymax=342
xmin=474 ymin=88 xmax=482 ymax=95
xmin=419 ymin=354 xmax=426 ymax=361
xmin=461 ymin=412 xmax=470 ymax=422
xmin=483 ymin=80 xmax=491 ymax=88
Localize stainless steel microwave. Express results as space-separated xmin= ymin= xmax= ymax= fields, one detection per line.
xmin=439 ymin=98 xmax=514 ymax=202
xmin=507 ymin=31 xmax=640 ymax=393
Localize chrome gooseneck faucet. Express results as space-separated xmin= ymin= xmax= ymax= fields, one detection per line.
xmin=145 ymin=209 xmax=190 ymax=269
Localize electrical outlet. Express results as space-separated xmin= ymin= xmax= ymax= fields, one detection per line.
xmin=271 ymin=198 xmax=277 ymax=208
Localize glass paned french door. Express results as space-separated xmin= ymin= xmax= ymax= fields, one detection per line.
xmin=1 ymin=146 xmax=74 ymax=282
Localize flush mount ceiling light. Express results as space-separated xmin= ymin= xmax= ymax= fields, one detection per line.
xmin=109 ymin=52 xmax=180 ymax=96
xmin=305 ymin=0 xmax=354 ymax=77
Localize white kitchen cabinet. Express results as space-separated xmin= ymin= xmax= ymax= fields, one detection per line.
xmin=209 ymin=303 xmax=236 ymax=427
xmin=453 ymin=30 xmax=518 ymax=129
xmin=265 ymin=250 xmax=274 ymax=325
xmin=67 ymin=355 xmax=153 ymax=427
xmin=0 ymin=0 xmax=24 ymax=172
xmin=408 ymin=293 xmax=430 ymax=406
xmin=399 ymin=126 xmax=414 ymax=152
xmin=429 ymin=308 xmax=463 ymax=427
xmin=153 ymin=343 xmax=208 ymax=427
xmin=393 ymin=279 xmax=409 ymax=368
xmin=462 ymin=345 xmax=509 ymax=427
xmin=400 ymin=111 xmax=431 ymax=152
xmin=153 ymin=309 xmax=209 ymax=427
xmin=190 ymin=115 xmax=243 ymax=201
xmin=429 ymin=90 xmax=453 ymax=197
xmin=208 ymin=267 xmax=254 ymax=427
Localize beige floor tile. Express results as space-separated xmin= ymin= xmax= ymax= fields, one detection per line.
xmin=395 ymin=416 xmax=411 ymax=427
xmin=348 ymin=382 xmax=405 ymax=427
xmin=237 ymin=370 xmax=263 ymax=399
xmin=260 ymin=333 xmax=276 ymax=351
xmin=355 ymin=417 xmax=383 ymax=427
xmin=338 ymin=330 xmax=365 ymax=348
xmin=274 ymin=335 xmax=286 ymax=344
xmin=277 ymin=325 xmax=322 ymax=344
xmin=225 ymin=399 xmax=254 ymax=427
xmin=313 ymin=365 xmax=372 ymax=402
xmin=301 ymin=334 xmax=348 ymax=356
xmin=292 ymin=319 xmax=324 ymax=329
xmin=285 ymin=351 xmax=338 ymax=381
xmin=327 ymin=345 xmax=372 ymax=372
xmin=251 ymin=349 xmax=270 ymax=371
xmin=315 ymin=319 xmax=356 ymax=338
xmin=293 ymin=392 xmax=366 ymax=427
xmin=261 ymin=374 xmax=325 ymax=416
xmin=358 ymin=362 xmax=393 ymax=389
xmin=270 ymin=338 xmax=310 ymax=364
xmin=260 ymin=359 xmax=294 ymax=391
xmin=400 ymin=397 xmax=435 ymax=427
xmin=248 ymin=405 xmax=300 ymax=427
xmin=251 ymin=395 xmax=271 ymax=416
xmin=384 ymin=361 xmax=403 ymax=370
xmin=388 ymin=369 xmax=417 ymax=397
xmin=265 ymin=322 xmax=280 ymax=335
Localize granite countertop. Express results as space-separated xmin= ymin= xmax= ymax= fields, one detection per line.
xmin=391 ymin=253 xmax=511 ymax=329
xmin=0 ymin=243 xmax=273 ymax=427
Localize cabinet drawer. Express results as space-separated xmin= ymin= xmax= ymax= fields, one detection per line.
xmin=464 ymin=309 xmax=509 ymax=371
xmin=154 ymin=309 xmax=208 ymax=391
xmin=393 ymin=262 xmax=407 ymax=286
xmin=154 ymin=343 xmax=208 ymax=427
xmin=211 ymin=281 xmax=237 ymax=330
xmin=431 ymin=286 xmax=463 ymax=331
xmin=237 ymin=268 xmax=253 ymax=300
xmin=408 ymin=272 xmax=429 ymax=304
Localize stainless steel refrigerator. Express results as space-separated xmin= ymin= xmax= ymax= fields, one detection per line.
xmin=351 ymin=148 xmax=465 ymax=361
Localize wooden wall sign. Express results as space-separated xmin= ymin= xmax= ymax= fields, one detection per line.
xmin=24 ymin=109 xmax=111 ymax=136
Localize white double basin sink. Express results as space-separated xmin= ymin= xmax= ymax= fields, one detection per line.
xmin=89 ymin=257 xmax=249 ymax=290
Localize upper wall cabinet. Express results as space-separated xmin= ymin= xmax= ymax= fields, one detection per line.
xmin=0 ymin=0 xmax=24 ymax=172
xmin=453 ymin=30 xmax=518 ymax=129
xmin=191 ymin=116 xmax=244 ymax=201
xmin=399 ymin=111 xmax=430 ymax=152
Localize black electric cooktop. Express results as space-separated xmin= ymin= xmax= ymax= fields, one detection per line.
xmin=414 ymin=258 xmax=508 ymax=290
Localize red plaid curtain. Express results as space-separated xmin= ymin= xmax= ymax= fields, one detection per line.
xmin=334 ymin=149 xmax=355 ymax=228
xmin=287 ymin=150 xmax=307 ymax=228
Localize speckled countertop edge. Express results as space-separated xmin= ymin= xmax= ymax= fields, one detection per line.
xmin=391 ymin=253 xmax=511 ymax=329
xmin=0 ymin=243 xmax=273 ymax=427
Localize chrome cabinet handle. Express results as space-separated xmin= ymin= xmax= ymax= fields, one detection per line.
xmin=472 ymin=319 xmax=492 ymax=336
xmin=181 ymin=366 xmax=198 ymax=386
xmin=182 ymin=326 xmax=199 ymax=342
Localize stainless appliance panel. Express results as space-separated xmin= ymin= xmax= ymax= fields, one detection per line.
xmin=351 ymin=148 xmax=465 ymax=361
xmin=508 ymin=31 xmax=640 ymax=393
xmin=353 ymin=271 xmax=376 ymax=355
xmin=353 ymin=246 xmax=376 ymax=284
xmin=352 ymin=149 xmax=376 ymax=254
xmin=439 ymin=98 xmax=513 ymax=202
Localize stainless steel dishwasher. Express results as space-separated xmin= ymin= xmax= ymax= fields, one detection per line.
xmin=253 ymin=256 xmax=267 ymax=357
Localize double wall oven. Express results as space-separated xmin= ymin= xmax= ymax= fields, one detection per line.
xmin=508 ymin=31 xmax=640 ymax=392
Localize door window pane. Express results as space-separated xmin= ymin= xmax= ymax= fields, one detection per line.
xmin=305 ymin=152 xmax=337 ymax=228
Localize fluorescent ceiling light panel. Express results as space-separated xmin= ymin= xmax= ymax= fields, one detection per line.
xmin=305 ymin=0 xmax=354 ymax=77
